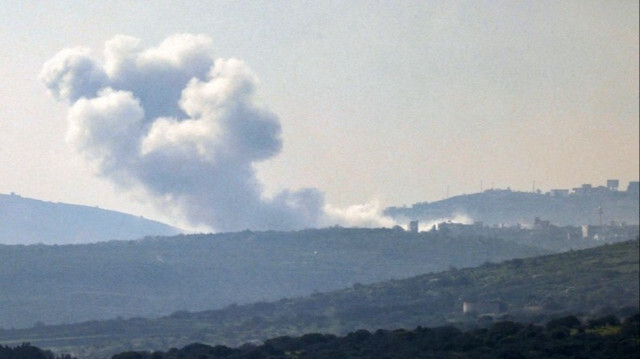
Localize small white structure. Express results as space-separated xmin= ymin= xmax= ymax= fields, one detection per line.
xmin=463 ymin=301 xmax=503 ymax=315
xmin=409 ymin=220 xmax=419 ymax=233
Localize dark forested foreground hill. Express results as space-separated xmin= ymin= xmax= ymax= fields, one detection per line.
xmin=0 ymin=343 xmax=74 ymax=359
xmin=111 ymin=313 xmax=640 ymax=359
xmin=0 ymin=228 xmax=547 ymax=328
xmin=4 ymin=313 xmax=639 ymax=359
xmin=0 ymin=193 xmax=181 ymax=245
xmin=1 ymin=240 xmax=637 ymax=359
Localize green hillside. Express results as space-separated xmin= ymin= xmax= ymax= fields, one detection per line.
xmin=5 ymin=312 xmax=639 ymax=359
xmin=111 ymin=313 xmax=640 ymax=359
xmin=0 ymin=228 xmax=547 ymax=329
xmin=2 ymin=240 xmax=637 ymax=359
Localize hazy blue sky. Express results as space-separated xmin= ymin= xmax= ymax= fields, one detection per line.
xmin=1 ymin=1 xmax=638 ymax=230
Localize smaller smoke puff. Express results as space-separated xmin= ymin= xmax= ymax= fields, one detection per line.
xmin=41 ymin=34 xmax=397 ymax=231
xmin=324 ymin=201 xmax=399 ymax=228
xmin=418 ymin=214 xmax=474 ymax=232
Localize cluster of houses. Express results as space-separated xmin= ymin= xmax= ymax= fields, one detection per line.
xmin=409 ymin=217 xmax=638 ymax=242
xmin=550 ymin=179 xmax=638 ymax=197
xmin=404 ymin=179 xmax=639 ymax=242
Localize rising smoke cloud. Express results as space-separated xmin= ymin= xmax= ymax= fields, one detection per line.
xmin=41 ymin=34 xmax=396 ymax=232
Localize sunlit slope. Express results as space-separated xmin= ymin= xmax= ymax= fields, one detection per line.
xmin=0 ymin=228 xmax=547 ymax=328
xmin=1 ymin=240 xmax=636 ymax=359
xmin=0 ymin=193 xmax=181 ymax=244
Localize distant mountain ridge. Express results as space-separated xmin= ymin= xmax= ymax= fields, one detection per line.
xmin=385 ymin=186 xmax=639 ymax=227
xmin=0 ymin=193 xmax=181 ymax=244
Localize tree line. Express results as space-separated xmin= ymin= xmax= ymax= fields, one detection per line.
xmin=107 ymin=313 xmax=638 ymax=358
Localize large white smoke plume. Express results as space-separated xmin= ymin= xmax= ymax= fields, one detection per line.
xmin=41 ymin=34 xmax=396 ymax=232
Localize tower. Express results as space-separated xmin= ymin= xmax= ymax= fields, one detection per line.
xmin=598 ymin=206 xmax=603 ymax=227
xmin=409 ymin=220 xmax=419 ymax=233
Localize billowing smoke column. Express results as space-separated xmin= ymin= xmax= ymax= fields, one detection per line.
xmin=41 ymin=34 xmax=326 ymax=231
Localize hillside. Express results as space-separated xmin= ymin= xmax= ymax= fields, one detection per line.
xmin=2 ymin=240 xmax=637 ymax=359
xmin=385 ymin=188 xmax=639 ymax=227
xmin=110 ymin=314 xmax=640 ymax=359
xmin=0 ymin=228 xmax=547 ymax=329
xmin=0 ymin=193 xmax=181 ymax=244
xmin=6 ymin=313 xmax=640 ymax=359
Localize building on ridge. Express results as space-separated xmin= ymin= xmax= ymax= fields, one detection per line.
xmin=409 ymin=220 xmax=419 ymax=233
